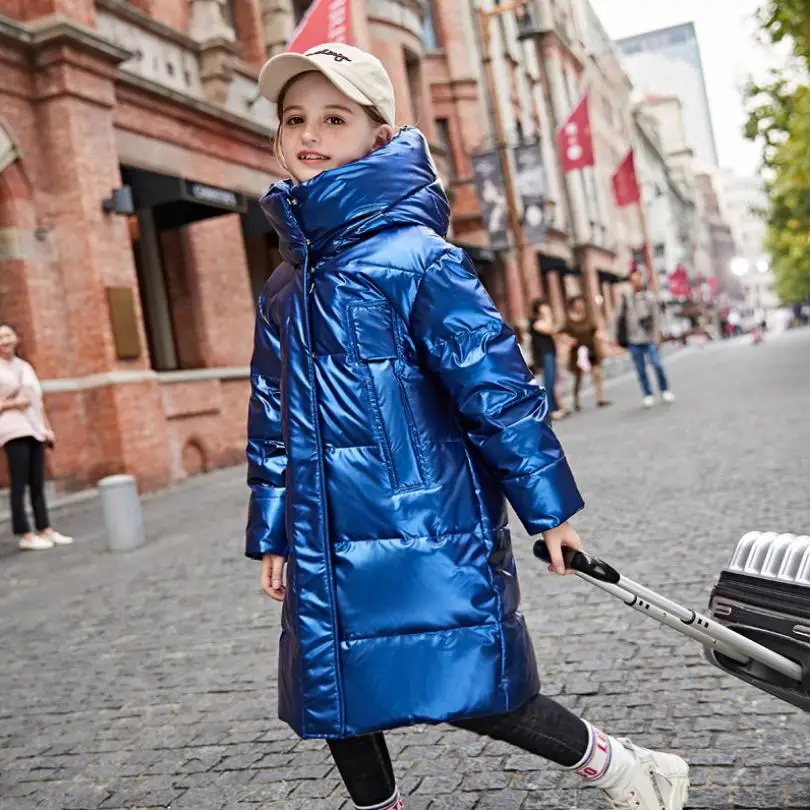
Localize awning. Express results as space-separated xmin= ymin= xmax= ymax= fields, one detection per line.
xmin=453 ymin=242 xmax=497 ymax=266
xmin=597 ymin=269 xmax=622 ymax=284
xmin=539 ymin=254 xmax=568 ymax=273
xmin=121 ymin=166 xmax=254 ymax=231
xmin=242 ymin=198 xmax=274 ymax=236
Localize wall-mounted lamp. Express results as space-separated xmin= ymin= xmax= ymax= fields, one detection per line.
xmin=102 ymin=186 xmax=135 ymax=216
xmin=515 ymin=2 xmax=544 ymax=41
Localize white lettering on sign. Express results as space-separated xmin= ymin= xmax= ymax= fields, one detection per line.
xmin=188 ymin=183 xmax=238 ymax=208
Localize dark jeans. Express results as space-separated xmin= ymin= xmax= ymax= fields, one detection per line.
xmin=629 ymin=342 xmax=669 ymax=398
xmin=540 ymin=351 xmax=559 ymax=413
xmin=327 ymin=694 xmax=589 ymax=807
xmin=4 ymin=436 xmax=49 ymax=536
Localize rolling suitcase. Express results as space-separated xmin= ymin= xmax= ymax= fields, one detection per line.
xmin=533 ymin=531 xmax=810 ymax=713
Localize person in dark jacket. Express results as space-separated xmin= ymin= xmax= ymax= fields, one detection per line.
xmin=246 ymin=43 xmax=689 ymax=810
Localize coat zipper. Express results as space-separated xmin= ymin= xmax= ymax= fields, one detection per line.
xmin=302 ymin=251 xmax=345 ymax=733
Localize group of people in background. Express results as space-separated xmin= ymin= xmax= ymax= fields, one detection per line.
xmin=528 ymin=269 xmax=675 ymax=416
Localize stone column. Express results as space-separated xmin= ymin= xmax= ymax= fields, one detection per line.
xmin=522 ymin=243 xmax=542 ymax=305
xmin=260 ymin=0 xmax=296 ymax=57
xmin=545 ymin=269 xmax=565 ymax=324
xmin=32 ymin=21 xmax=172 ymax=490
xmin=190 ymin=0 xmax=240 ymax=105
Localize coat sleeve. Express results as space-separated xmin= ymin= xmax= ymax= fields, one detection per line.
xmin=245 ymin=289 xmax=288 ymax=560
xmin=410 ymin=248 xmax=584 ymax=534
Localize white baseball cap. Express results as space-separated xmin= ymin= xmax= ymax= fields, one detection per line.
xmin=258 ymin=43 xmax=396 ymax=128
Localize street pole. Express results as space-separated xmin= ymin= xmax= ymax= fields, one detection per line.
xmin=636 ymin=191 xmax=660 ymax=298
xmin=476 ymin=2 xmax=530 ymax=327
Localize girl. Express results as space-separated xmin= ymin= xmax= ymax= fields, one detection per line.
xmin=529 ymin=298 xmax=565 ymax=421
xmin=0 ymin=324 xmax=73 ymax=551
xmin=246 ymin=43 xmax=688 ymax=810
xmin=559 ymin=296 xmax=611 ymax=412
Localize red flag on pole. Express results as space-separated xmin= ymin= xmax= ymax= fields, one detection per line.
xmin=668 ymin=264 xmax=691 ymax=298
xmin=287 ymin=0 xmax=353 ymax=53
xmin=556 ymin=94 xmax=595 ymax=173
xmin=611 ymin=149 xmax=641 ymax=207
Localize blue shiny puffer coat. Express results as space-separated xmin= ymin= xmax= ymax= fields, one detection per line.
xmin=245 ymin=128 xmax=584 ymax=739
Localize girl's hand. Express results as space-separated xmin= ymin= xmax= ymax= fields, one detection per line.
xmin=542 ymin=522 xmax=583 ymax=575
xmin=43 ymin=428 xmax=55 ymax=444
xmin=261 ymin=553 xmax=287 ymax=601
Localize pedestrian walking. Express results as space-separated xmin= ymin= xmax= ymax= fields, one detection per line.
xmin=613 ymin=270 xmax=676 ymax=408
xmin=0 ymin=324 xmax=73 ymax=551
xmin=558 ymin=296 xmax=611 ymax=411
xmin=245 ymin=43 xmax=689 ymax=810
xmin=529 ymin=298 xmax=566 ymax=421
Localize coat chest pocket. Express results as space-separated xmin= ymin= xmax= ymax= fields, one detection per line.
xmin=350 ymin=303 xmax=425 ymax=492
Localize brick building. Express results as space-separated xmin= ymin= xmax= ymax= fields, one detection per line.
xmin=421 ymin=0 xmax=645 ymax=333
xmin=0 ymin=0 xmax=651 ymax=493
xmin=0 ymin=0 xmax=451 ymax=491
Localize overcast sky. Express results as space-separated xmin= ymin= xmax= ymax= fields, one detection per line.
xmin=589 ymin=0 xmax=778 ymax=176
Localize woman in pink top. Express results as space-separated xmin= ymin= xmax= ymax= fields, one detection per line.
xmin=0 ymin=325 xmax=73 ymax=551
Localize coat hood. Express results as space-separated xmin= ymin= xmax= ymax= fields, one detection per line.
xmin=260 ymin=128 xmax=450 ymax=265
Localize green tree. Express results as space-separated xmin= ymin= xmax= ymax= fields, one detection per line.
xmin=745 ymin=1 xmax=810 ymax=303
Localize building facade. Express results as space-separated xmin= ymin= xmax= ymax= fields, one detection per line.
xmin=695 ymin=172 xmax=739 ymax=302
xmin=0 ymin=0 xmax=703 ymax=493
xmin=0 ymin=0 xmax=446 ymax=491
xmin=633 ymin=108 xmax=695 ymax=301
xmin=615 ymin=22 xmax=718 ymax=169
xmin=709 ymin=168 xmax=777 ymax=312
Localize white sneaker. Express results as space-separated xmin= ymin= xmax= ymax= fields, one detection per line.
xmin=45 ymin=531 xmax=74 ymax=545
xmin=603 ymin=739 xmax=689 ymax=810
xmin=662 ymin=391 xmax=676 ymax=403
xmin=642 ymin=395 xmax=655 ymax=408
xmin=19 ymin=534 xmax=54 ymax=551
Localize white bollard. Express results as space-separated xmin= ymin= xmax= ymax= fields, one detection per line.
xmin=98 ymin=474 xmax=146 ymax=552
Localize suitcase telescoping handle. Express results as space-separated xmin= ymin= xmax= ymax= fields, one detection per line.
xmin=533 ymin=541 xmax=804 ymax=684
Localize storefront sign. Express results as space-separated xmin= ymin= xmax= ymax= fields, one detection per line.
xmin=182 ymin=181 xmax=247 ymax=213
xmin=470 ymin=150 xmax=509 ymax=250
xmin=513 ymin=140 xmax=547 ymax=246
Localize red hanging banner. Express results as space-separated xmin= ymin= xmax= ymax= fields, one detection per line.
xmin=287 ymin=0 xmax=353 ymax=53
xmin=611 ymin=149 xmax=641 ymax=207
xmin=668 ymin=264 xmax=691 ymax=299
xmin=556 ymin=94 xmax=595 ymax=173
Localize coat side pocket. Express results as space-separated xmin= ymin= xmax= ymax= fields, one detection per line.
xmin=350 ymin=302 xmax=424 ymax=492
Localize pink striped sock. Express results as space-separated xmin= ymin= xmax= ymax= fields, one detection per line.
xmin=571 ymin=722 xmax=634 ymax=788
xmin=355 ymin=789 xmax=403 ymax=810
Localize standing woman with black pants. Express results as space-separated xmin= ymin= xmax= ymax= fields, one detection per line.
xmin=529 ymin=299 xmax=566 ymax=421
xmin=0 ymin=324 xmax=73 ymax=551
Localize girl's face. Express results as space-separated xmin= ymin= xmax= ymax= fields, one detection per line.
xmin=0 ymin=326 xmax=18 ymax=360
xmin=278 ymin=72 xmax=393 ymax=183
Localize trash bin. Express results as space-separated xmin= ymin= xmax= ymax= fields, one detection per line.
xmin=98 ymin=474 xmax=146 ymax=552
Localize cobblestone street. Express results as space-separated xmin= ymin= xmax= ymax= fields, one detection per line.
xmin=1 ymin=329 xmax=809 ymax=810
